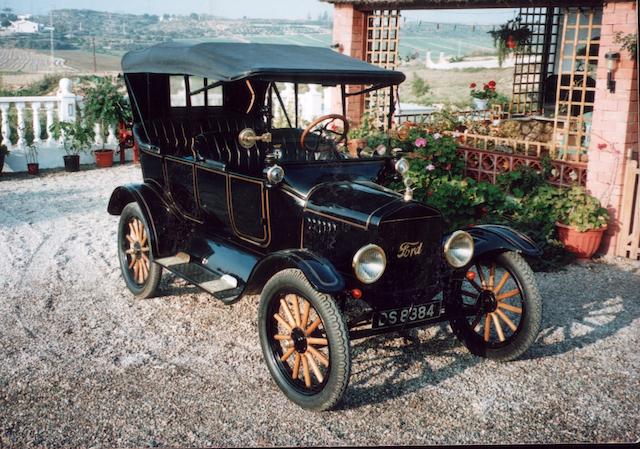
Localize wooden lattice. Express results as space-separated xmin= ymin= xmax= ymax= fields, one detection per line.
xmin=510 ymin=7 xmax=561 ymax=115
xmin=364 ymin=9 xmax=401 ymax=128
xmin=617 ymin=160 xmax=640 ymax=260
xmin=552 ymin=7 xmax=602 ymax=162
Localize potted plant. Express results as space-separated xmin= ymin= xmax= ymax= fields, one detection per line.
xmin=554 ymin=186 xmax=609 ymax=259
xmin=0 ymin=144 xmax=8 ymax=176
xmin=488 ymin=19 xmax=532 ymax=67
xmin=26 ymin=142 xmax=39 ymax=175
xmin=83 ymin=77 xmax=127 ymax=168
xmin=469 ymin=80 xmax=498 ymax=110
xmin=49 ymin=120 xmax=96 ymax=172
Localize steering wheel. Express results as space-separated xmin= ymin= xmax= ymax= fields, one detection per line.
xmin=300 ymin=114 xmax=350 ymax=153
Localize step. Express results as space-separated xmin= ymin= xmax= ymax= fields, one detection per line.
xmin=156 ymin=257 xmax=241 ymax=300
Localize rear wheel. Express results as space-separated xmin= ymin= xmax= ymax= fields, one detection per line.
xmin=117 ymin=203 xmax=162 ymax=299
xmin=258 ymin=269 xmax=350 ymax=411
xmin=449 ymin=251 xmax=541 ymax=361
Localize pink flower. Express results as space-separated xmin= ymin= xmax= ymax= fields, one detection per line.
xmin=426 ymin=163 xmax=435 ymax=171
xmin=414 ymin=137 xmax=427 ymax=148
xmin=433 ymin=132 xmax=442 ymax=140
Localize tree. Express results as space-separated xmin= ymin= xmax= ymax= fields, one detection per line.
xmin=1 ymin=19 xmax=11 ymax=28
xmin=189 ymin=12 xmax=199 ymax=21
xmin=410 ymin=74 xmax=431 ymax=105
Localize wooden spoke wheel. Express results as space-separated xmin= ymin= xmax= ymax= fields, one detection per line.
xmin=125 ymin=217 xmax=151 ymax=285
xmin=117 ymin=203 xmax=162 ymax=299
xmin=449 ymin=251 xmax=542 ymax=361
xmin=258 ymin=269 xmax=350 ymax=411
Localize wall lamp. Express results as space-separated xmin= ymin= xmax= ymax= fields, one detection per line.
xmin=605 ymin=52 xmax=620 ymax=93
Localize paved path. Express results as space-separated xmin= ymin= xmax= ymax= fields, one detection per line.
xmin=0 ymin=165 xmax=638 ymax=447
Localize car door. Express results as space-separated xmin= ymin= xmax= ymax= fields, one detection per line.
xmin=227 ymin=173 xmax=270 ymax=245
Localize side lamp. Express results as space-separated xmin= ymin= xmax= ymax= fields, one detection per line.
xmin=605 ymin=52 xmax=620 ymax=93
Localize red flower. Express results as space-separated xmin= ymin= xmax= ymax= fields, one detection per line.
xmin=488 ymin=80 xmax=496 ymax=87
xmin=598 ymin=143 xmax=607 ymax=150
xmin=483 ymin=84 xmax=488 ymax=89
xmin=469 ymin=82 xmax=477 ymax=88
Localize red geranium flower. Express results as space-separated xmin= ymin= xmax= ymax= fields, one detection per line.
xmin=469 ymin=82 xmax=477 ymax=88
xmin=488 ymin=80 xmax=496 ymax=87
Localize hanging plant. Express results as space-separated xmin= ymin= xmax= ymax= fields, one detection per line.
xmin=488 ymin=18 xmax=533 ymax=67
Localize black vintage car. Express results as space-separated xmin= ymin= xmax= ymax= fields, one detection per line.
xmin=109 ymin=42 xmax=542 ymax=411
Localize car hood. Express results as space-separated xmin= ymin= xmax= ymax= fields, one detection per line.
xmin=304 ymin=180 xmax=441 ymax=230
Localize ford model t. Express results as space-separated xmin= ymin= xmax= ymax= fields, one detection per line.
xmin=109 ymin=42 xmax=542 ymax=411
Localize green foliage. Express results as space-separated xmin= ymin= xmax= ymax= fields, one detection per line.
xmin=0 ymin=75 xmax=62 ymax=97
xmin=614 ymin=32 xmax=637 ymax=60
xmin=554 ymin=186 xmax=609 ymax=232
xmin=82 ymin=77 xmax=129 ymax=149
xmin=49 ymin=120 xmax=95 ymax=155
xmin=496 ymin=159 xmax=551 ymax=198
xmin=410 ymin=74 xmax=431 ymax=105
xmin=348 ymin=113 xmax=376 ymax=139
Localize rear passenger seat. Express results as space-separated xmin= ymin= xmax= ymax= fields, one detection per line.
xmin=143 ymin=114 xmax=269 ymax=175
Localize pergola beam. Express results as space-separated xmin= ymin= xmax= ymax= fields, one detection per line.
xmin=322 ymin=0 xmax=604 ymax=10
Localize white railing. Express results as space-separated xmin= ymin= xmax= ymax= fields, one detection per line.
xmin=1 ymin=78 xmax=121 ymax=172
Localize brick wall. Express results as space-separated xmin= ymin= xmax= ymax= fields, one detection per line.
xmin=332 ymin=4 xmax=368 ymax=125
xmin=586 ymin=0 xmax=638 ymax=255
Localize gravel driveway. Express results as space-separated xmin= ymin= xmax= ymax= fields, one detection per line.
xmin=0 ymin=165 xmax=638 ymax=447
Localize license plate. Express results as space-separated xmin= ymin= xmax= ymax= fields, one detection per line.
xmin=372 ymin=301 xmax=442 ymax=329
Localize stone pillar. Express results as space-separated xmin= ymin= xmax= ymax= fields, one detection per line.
xmin=57 ymin=78 xmax=76 ymax=123
xmin=331 ymin=3 xmax=368 ymax=126
xmin=15 ymin=102 xmax=26 ymax=148
xmin=586 ymin=0 xmax=639 ymax=255
xmin=0 ymin=103 xmax=10 ymax=148
xmin=45 ymin=102 xmax=55 ymax=145
xmin=31 ymin=102 xmax=42 ymax=144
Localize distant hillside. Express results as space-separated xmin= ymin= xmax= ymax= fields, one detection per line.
xmin=0 ymin=9 xmax=495 ymax=60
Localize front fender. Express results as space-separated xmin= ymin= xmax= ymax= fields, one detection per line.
xmin=107 ymin=183 xmax=181 ymax=257
xmin=244 ymin=249 xmax=345 ymax=296
xmin=462 ymin=224 xmax=542 ymax=259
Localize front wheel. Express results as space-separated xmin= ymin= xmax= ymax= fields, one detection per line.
xmin=258 ymin=269 xmax=350 ymax=411
xmin=449 ymin=251 xmax=542 ymax=361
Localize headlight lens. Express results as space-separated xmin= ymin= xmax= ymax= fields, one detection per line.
xmin=395 ymin=157 xmax=410 ymax=175
xmin=352 ymin=244 xmax=386 ymax=284
xmin=443 ymin=230 xmax=474 ymax=268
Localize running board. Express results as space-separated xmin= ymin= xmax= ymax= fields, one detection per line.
xmin=155 ymin=255 xmax=243 ymax=303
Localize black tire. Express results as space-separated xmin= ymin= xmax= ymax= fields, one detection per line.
xmin=449 ymin=251 xmax=541 ymax=361
xmin=117 ymin=203 xmax=162 ymax=299
xmin=258 ymin=268 xmax=350 ymax=411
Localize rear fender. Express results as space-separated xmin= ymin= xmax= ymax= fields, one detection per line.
xmin=107 ymin=183 xmax=182 ymax=257
xmin=463 ymin=224 xmax=542 ymax=260
xmin=244 ymin=249 xmax=345 ymax=296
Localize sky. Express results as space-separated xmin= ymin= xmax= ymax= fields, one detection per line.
xmin=3 ymin=0 xmax=517 ymax=24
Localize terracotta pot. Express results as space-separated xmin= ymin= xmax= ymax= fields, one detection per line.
xmin=27 ymin=162 xmax=39 ymax=175
xmin=347 ymin=138 xmax=367 ymax=157
xmin=95 ymin=149 xmax=114 ymax=168
xmin=63 ymin=154 xmax=80 ymax=172
xmin=556 ymin=222 xmax=607 ymax=259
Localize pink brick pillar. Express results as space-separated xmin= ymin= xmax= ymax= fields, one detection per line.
xmin=332 ymin=4 xmax=368 ymax=126
xmin=586 ymin=0 xmax=639 ymax=255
